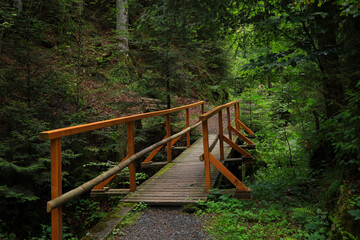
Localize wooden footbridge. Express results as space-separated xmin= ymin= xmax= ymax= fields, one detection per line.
xmin=39 ymin=100 xmax=256 ymax=239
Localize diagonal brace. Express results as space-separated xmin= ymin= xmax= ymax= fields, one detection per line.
xmin=209 ymin=153 xmax=249 ymax=191
xmin=223 ymin=135 xmax=253 ymax=158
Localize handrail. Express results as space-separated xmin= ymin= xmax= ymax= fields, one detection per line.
xmin=199 ymin=100 xmax=240 ymax=121
xmin=199 ymin=100 xmax=254 ymax=192
xmin=46 ymin=121 xmax=202 ymax=212
xmin=40 ymin=101 xmax=205 ymax=240
xmin=40 ymin=101 xmax=205 ymax=140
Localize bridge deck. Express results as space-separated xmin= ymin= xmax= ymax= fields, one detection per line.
xmin=121 ymin=134 xmax=232 ymax=205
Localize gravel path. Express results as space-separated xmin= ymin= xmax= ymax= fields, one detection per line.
xmin=112 ymin=102 xmax=232 ymax=240
xmin=188 ymin=102 xmax=232 ymax=134
xmin=117 ymin=207 xmax=211 ymax=240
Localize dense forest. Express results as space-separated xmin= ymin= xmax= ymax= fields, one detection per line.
xmin=0 ymin=0 xmax=359 ymax=239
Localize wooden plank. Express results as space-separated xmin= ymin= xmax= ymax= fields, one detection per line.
xmin=199 ymin=134 xmax=219 ymax=161
xmin=239 ymin=145 xmax=256 ymax=149
xmin=224 ymin=158 xmax=255 ymax=164
xmin=234 ymin=190 xmax=252 ymax=200
xmin=90 ymin=189 xmax=130 ymax=197
xmin=121 ymin=134 xmax=233 ymax=205
xmin=172 ymin=146 xmax=187 ymax=150
xmin=47 ymin=122 xmax=202 ymax=213
xmin=141 ymin=162 xmax=167 ymax=169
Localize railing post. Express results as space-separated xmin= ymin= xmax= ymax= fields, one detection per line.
xmin=226 ymin=107 xmax=232 ymax=141
xmin=186 ymin=108 xmax=190 ymax=148
xmin=51 ymin=138 xmax=62 ymax=240
xmin=201 ymin=103 xmax=205 ymax=114
xmin=202 ymin=120 xmax=211 ymax=190
xmin=127 ymin=121 xmax=136 ymax=192
xmin=218 ymin=111 xmax=224 ymax=161
xmin=166 ymin=114 xmax=172 ymax=162
xmin=235 ymin=103 xmax=240 ymax=131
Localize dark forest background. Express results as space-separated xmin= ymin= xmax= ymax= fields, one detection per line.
xmin=0 ymin=0 xmax=359 ymax=239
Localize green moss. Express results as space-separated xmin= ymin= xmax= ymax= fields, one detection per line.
xmin=155 ymin=163 xmax=175 ymax=176
xmin=182 ymin=203 xmax=201 ymax=213
xmin=105 ymin=208 xmax=145 ymax=239
xmin=81 ymin=236 xmax=94 ymax=240
xmin=117 ymin=212 xmax=143 ymax=228
xmin=81 ymin=202 xmax=136 ymax=240
xmin=90 ymin=222 xmax=107 ymax=234
xmin=329 ymin=184 xmax=360 ymax=240
xmin=101 ymin=203 xmax=135 ymax=222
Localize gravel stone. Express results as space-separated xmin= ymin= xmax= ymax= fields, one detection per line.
xmin=118 ymin=207 xmax=211 ymax=240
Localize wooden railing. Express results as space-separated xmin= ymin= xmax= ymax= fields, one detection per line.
xmin=200 ymin=100 xmax=255 ymax=194
xmin=39 ymin=101 xmax=205 ymax=240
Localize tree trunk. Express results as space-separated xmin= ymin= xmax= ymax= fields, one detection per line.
xmin=343 ymin=16 xmax=360 ymax=90
xmin=116 ymin=0 xmax=128 ymax=52
xmin=12 ymin=0 xmax=22 ymax=13
xmin=314 ymin=1 xmax=344 ymax=118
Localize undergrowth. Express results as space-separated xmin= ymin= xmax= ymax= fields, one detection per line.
xmin=197 ymin=195 xmax=330 ymax=240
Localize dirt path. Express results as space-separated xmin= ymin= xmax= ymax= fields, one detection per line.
xmin=187 ymin=102 xmax=231 ymax=134
xmin=117 ymin=207 xmax=210 ymax=240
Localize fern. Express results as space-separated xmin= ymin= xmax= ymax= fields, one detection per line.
xmin=0 ymin=185 xmax=39 ymax=202
xmin=292 ymin=207 xmax=314 ymax=217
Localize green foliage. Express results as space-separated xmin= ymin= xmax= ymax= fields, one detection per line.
xmin=132 ymin=202 xmax=147 ymax=212
xmin=0 ymin=0 xmax=359 ymax=238
xmin=330 ymin=84 xmax=360 ymax=172
xmin=31 ymin=225 xmax=78 ymax=240
xmin=198 ymin=196 xmax=330 ymax=240
xmin=63 ymin=198 xmax=111 ymax=237
xmin=348 ymin=195 xmax=360 ymax=221
xmin=128 ymin=0 xmax=234 ymax=104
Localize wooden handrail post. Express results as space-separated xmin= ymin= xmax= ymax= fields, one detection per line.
xmin=202 ymin=120 xmax=211 ymax=190
xmin=235 ymin=104 xmax=240 ymax=130
xmin=201 ymin=103 xmax=205 ymax=114
xmin=127 ymin=122 xmax=136 ymax=192
xmin=186 ymin=108 xmax=190 ymax=148
xmin=226 ymin=107 xmax=232 ymax=141
xmin=218 ymin=111 xmax=224 ymax=161
xmin=166 ymin=114 xmax=172 ymax=162
xmin=51 ymin=138 xmax=62 ymax=240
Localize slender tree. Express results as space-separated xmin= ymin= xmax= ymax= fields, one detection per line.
xmin=116 ymin=0 xmax=128 ymax=52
